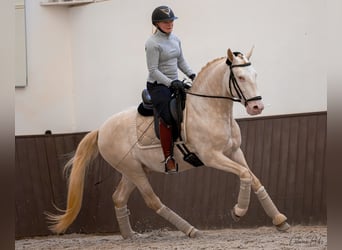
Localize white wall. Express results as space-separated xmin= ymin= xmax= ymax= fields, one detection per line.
xmin=15 ymin=0 xmax=75 ymax=135
xmin=15 ymin=0 xmax=326 ymax=135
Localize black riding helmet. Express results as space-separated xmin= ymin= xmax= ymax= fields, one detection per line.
xmin=151 ymin=6 xmax=178 ymax=25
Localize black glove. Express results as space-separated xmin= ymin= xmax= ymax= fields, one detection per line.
xmin=170 ymin=80 xmax=184 ymax=90
xmin=189 ymin=74 xmax=196 ymax=81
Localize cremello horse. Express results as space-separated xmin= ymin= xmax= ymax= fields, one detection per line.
xmin=47 ymin=48 xmax=290 ymax=238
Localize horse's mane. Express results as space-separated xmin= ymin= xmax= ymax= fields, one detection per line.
xmin=196 ymin=56 xmax=226 ymax=79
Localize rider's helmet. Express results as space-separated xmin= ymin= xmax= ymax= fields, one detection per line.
xmin=151 ymin=6 xmax=178 ymax=25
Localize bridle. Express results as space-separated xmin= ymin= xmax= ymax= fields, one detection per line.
xmin=186 ymin=54 xmax=262 ymax=106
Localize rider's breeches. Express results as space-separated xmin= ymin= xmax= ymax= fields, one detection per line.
xmin=147 ymin=82 xmax=173 ymax=125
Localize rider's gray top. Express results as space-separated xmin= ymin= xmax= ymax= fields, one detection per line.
xmin=145 ymin=29 xmax=194 ymax=87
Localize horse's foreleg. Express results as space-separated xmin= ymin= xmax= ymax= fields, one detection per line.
xmin=203 ymin=152 xmax=253 ymax=219
xmin=249 ymin=172 xmax=290 ymax=231
xmin=112 ymin=176 xmax=137 ymax=239
xmin=231 ymin=177 xmax=252 ymax=219
xmin=133 ymin=172 xmax=200 ymax=238
xmin=231 ymin=149 xmax=290 ymax=231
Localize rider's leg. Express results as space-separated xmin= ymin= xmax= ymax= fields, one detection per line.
xmin=147 ymin=82 xmax=177 ymax=173
xmin=159 ymin=118 xmax=177 ymax=173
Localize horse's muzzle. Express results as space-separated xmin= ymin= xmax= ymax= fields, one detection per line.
xmin=246 ymin=100 xmax=264 ymax=115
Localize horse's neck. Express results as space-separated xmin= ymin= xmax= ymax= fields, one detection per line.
xmin=188 ymin=59 xmax=233 ymax=119
xmin=193 ymin=59 xmax=226 ymax=94
xmin=184 ymin=59 xmax=238 ymax=148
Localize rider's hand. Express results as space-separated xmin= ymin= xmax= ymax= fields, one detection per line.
xmin=183 ymin=82 xmax=192 ymax=89
xmin=189 ymin=74 xmax=196 ymax=81
xmin=170 ymin=80 xmax=184 ymax=90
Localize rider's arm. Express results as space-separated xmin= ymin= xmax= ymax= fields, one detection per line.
xmin=176 ymin=39 xmax=195 ymax=78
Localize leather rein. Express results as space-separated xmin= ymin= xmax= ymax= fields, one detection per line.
xmin=186 ymin=57 xmax=262 ymax=106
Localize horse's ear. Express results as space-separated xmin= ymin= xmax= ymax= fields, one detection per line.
xmin=246 ymin=46 xmax=255 ymax=60
xmin=227 ymin=48 xmax=235 ymax=63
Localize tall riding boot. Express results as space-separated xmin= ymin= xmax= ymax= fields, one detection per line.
xmin=159 ymin=119 xmax=178 ymax=173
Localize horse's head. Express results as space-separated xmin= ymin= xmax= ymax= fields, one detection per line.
xmin=226 ymin=47 xmax=264 ymax=115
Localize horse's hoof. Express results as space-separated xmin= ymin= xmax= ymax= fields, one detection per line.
xmin=132 ymin=232 xmax=143 ymax=239
xmin=122 ymin=231 xmax=141 ymax=240
xmin=230 ymin=208 xmax=241 ymax=222
xmin=189 ymin=228 xmax=202 ymax=238
xmin=276 ymin=221 xmax=290 ymax=232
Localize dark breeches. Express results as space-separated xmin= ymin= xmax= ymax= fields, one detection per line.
xmin=147 ymin=82 xmax=173 ymax=125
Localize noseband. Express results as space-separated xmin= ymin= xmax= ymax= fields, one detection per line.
xmin=186 ymin=53 xmax=262 ymax=106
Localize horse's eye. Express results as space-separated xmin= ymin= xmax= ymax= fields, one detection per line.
xmin=238 ymin=76 xmax=245 ymax=81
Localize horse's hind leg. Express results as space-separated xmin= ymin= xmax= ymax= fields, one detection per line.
xmin=130 ymin=169 xmax=200 ymax=238
xmin=112 ymin=176 xmax=137 ymax=239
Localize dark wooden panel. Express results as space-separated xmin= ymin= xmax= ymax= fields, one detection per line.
xmin=277 ymin=117 xmax=291 ymax=214
xmin=283 ymin=117 xmax=299 ymax=223
xmin=45 ymin=135 xmax=68 ymax=208
xmin=314 ymin=115 xmax=327 ymax=224
xmin=15 ymin=136 xmax=55 ymax=237
xmin=15 ymin=137 xmax=33 ymax=237
xmin=15 ymin=112 xmax=327 ymax=238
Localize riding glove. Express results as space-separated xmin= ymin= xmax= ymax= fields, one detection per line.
xmin=170 ymin=80 xmax=184 ymax=90
xmin=189 ymin=74 xmax=196 ymax=81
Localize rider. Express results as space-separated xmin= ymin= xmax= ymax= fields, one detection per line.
xmin=145 ymin=6 xmax=196 ymax=173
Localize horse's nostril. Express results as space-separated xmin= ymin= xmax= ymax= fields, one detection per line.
xmin=253 ymin=105 xmax=259 ymax=110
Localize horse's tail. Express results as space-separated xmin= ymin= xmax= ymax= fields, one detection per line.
xmin=46 ymin=130 xmax=99 ymax=234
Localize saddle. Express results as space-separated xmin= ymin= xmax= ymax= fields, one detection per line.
xmin=137 ymin=86 xmax=185 ymax=139
xmin=137 ymin=84 xmax=203 ymax=167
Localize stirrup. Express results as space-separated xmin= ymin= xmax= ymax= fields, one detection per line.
xmin=164 ymin=156 xmax=178 ymax=174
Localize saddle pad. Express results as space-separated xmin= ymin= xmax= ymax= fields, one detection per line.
xmin=136 ymin=113 xmax=161 ymax=148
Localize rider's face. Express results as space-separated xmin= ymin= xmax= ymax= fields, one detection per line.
xmin=156 ymin=20 xmax=174 ymax=34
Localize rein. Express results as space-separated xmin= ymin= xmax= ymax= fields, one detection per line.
xmin=186 ymin=56 xmax=262 ymax=106
xmin=186 ymin=91 xmax=242 ymax=102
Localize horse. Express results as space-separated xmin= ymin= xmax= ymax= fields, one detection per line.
xmin=46 ymin=48 xmax=290 ymax=239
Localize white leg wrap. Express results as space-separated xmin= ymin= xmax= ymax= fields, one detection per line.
xmin=234 ymin=177 xmax=252 ymax=217
xmin=255 ymin=186 xmax=287 ymax=225
xmin=115 ymin=205 xmax=135 ymax=239
xmin=157 ymin=205 xmax=198 ymax=237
